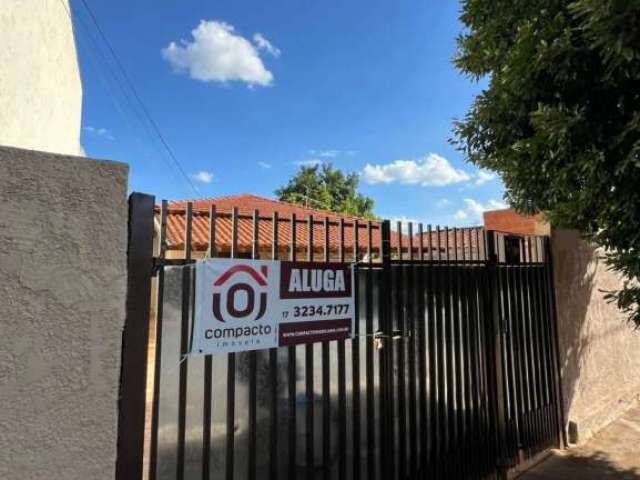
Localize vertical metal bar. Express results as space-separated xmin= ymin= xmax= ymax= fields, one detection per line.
xmin=498 ymin=237 xmax=527 ymax=464
xmin=247 ymin=210 xmax=259 ymax=480
xmin=426 ymin=225 xmax=438 ymax=473
xmin=515 ymin=239 xmax=526 ymax=459
xmin=352 ymin=219 xmax=361 ymax=480
xmin=306 ymin=215 xmax=315 ymax=478
xmin=504 ymin=236 xmax=523 ymax=466
xmin=225 ymin=207 xmax=238 ymax=480
xmin=376 ymin=223 xmax=386 ymax=479
xmin=467 ymin=229 xmax=479 ymax=475
xmin=485 ymin=231 xmax=508 ymax=479
xmin=380 ymin=220 xmax=394 ymax=480
xmin=149 ymin=200 xmax=167 ymax=480
xmin=539 ymin=240 xmax=557 ymax=447
xmin=177 ymin=202 xmax=193 ymax=480
xmin=452 ymin=228 xmax=465 ymax=477
xmin=365 ymin=221 xmax=375 ymax=480
xmin=117 ymin=193 xmax=155 ymax=480
xmin=523 ymin=238 xmax=540 ymax=455
xmin=208 ymin=206 xmax=217 ymax=259
xmin=443 ymin=226 xmax=455 ymax=468
xmin=544 ymin=237 xmax=567 ymax=448
xmin=528 ymin=238 xmax=546 ymax=452
xmin=288 ymin=214 xmax=297 ymax=479
xmin=501 ymin=248 xmax=518 ymax=466
xmin=269 ymin=212 xmax=279 ymax=480
xmin=322 ymin=217 xmax=331 ymax=480
xmin=337 ymin=218 xmax=347 ymax=480
xmin=395 ymin=221 xmax=407 ymax=480
xmin=514 ymin=239 xmax=531 ymax=460
xmin=406 ymin=222 xmax=418 ymax=479
xmin=202 ymin=205 xmax=216 ymax=480
xmin=468 ymin=230 xmax=480 ymax=477
xmin=532 ymin=238 xmax=553 ymax=449
xmin=460 ymin=229 xmax=473 ymax=476
xmin=435 ymin=225 xmax=446 ymax=476
xmin=417 ymin=223 xmax=427 ymax=475
xmin=536 ymin=239 xmax=552 ymax=452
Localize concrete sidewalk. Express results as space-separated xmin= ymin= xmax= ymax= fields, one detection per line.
xmin=519 ymin=404 xmax=640 ymax=479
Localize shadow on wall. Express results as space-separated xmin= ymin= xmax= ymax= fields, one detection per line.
xmin=551 ymin=229 xmax=640 ymax=445
xmin=551 ymin=229 xmax=597 ymax=444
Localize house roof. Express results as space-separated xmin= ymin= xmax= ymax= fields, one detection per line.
xmin=166 ymin=194 xmax=366 ymax=221
xmin=157 ymin=194 xmax=487 ymax=258
xmin=159 ymin=194 xmax=386 ymax=255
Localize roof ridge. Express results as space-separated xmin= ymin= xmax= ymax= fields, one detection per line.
xmin=161 ymin=193 xmax=374 ymax=221
xmin=253 ymin=194 xmax=370 ymax=220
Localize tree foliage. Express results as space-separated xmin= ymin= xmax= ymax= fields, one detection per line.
xmin=454 ymin=0 xmax=640 ymax=325
xmin=275 ymin=163 xmax=376 ymax=218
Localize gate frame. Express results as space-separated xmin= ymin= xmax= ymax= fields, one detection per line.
xmin=117 ymin=195 xmax=566 ymax=480
xmin=116 ymin=192 xmax=155 ymax=480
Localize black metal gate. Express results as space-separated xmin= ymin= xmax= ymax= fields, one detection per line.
xmin=117 ymin=193 xmax=564 ymax=480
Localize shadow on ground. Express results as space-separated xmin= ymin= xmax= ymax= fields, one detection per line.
xmin=520 ymin=450 xmax=640 ymax=479
xmin=519 ymin=404 xmax=640 ymax=479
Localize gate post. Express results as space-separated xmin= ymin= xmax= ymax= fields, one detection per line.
xmin=116 ymin=192 xmax=155 ymax=480
xmin=485 ymin=231 xmax=508 ymax=479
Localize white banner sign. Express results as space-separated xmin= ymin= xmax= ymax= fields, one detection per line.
xmin=192 ymin=259 xmax=355 ymax=354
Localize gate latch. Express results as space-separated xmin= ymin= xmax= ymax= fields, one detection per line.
xmin=373 ymin=330 xmax=405 ymax=350
xmin=374 ymin=330 xmax=385 ymax=350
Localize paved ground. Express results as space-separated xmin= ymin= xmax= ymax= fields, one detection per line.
xmin=519 ymin=404 xmax=640 ymax=479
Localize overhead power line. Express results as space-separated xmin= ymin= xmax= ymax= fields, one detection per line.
xmin=58 ymin=0 xmax=200 ymax=195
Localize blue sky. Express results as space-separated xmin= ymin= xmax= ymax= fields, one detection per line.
xmin=72 ymin=0 xmax=504 ymax=226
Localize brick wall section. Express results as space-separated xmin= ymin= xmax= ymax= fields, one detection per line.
xmin=483 ymin=208 xmax=549 ymax=235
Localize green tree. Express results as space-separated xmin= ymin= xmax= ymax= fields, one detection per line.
xmin=275 ymin=163 xmax=375 ymax=218
xmin=454 ymin=0 xmax=640 ymax=325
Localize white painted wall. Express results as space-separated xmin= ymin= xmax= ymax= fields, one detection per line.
xmin=0 ymin=0 xmax=83 ymax=155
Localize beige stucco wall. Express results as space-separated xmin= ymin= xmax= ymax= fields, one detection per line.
xmin=552 ymin=229 xmax=640 ymax=445
xmin=0 ymin=146 xmax=128 ymax=479
xmin=0 ymin=0 xmax=83 ymax=155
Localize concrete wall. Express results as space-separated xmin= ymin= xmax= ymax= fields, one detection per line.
xmin=0 ymin=0 xmax=83 ymax=155
xmin=552 ymin=229 xmax=640 ymax=445
xmin=0 ymin=146 xmax=128 ymax=479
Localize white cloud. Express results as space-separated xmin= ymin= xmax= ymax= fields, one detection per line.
xmin=258 ymin=161 xmax=272 ymax=169
xmin=454 ymin=198 xmax=507 ymax=222
xmin=253 ymin=33 xmax=280 ymax=57
xmin=436 ymin=198 xmax=451 ymax=208
xmin=162 ymin=20 xmax=276 ymax=86
xmin=294 ymin=159 xmax=323 ymax=167
xmin=475 ymin=170 xmax=496 ymax=185
xmin=83 ymin=126 xmax=113 ymax=140
xmin=190 ymin=170 xmax=214 ymax=183
xmin=361 ymin=153 xmax=471 ymax=187
xmin=308 ymin=149 xmax=339 ymax=158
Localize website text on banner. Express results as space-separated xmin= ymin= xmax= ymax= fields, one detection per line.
xmin=192 ymin=259 xmax=355 ymax=354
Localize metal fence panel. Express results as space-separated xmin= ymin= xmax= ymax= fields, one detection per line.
xmin=121 ymin=198 xmax=564 ymax=480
